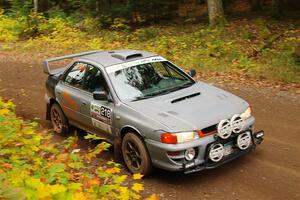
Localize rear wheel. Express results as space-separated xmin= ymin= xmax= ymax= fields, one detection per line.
xmin=122 ymin=132 xmax=152 ymax=176
xmin=50 ymin=103 xmax=69 ymax=135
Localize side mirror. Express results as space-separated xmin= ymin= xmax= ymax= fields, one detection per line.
xmin=93 ymin=91 xmax=108 ymax=101
xmin=188 ymin=69 xmax=196 ymax=77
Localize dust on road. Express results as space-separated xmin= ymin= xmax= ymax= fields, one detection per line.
xmin=0 ymin=58 xmax=299 ymax=200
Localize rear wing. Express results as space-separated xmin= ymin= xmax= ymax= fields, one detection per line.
xmin=43 ymin=50 xmax=101 ymax=75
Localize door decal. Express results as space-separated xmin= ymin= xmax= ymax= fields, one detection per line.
xmin=62 ymin=91 xmax=79 ymax=111
xmin=90 ymin=103 xmax=112 ymax=133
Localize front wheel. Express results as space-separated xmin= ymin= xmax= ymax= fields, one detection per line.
xmin=50 ymin=103 xmax=69 ymax=135
xmin=122 ymin=132 xmax=153 ymax=176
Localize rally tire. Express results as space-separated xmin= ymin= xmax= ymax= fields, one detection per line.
xmin=122 ymin=132 xmax=152 ymax=176
xmin=50 ymin=103 xmax=69 ymax=135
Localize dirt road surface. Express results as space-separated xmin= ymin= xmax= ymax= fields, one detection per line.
xmin=0 ymin=57 xmax=299 ymax=200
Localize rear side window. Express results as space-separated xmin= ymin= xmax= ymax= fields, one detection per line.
xmin=64 ymin=62 xmax=87 ymax=89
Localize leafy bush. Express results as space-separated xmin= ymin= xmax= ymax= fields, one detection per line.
xmin=0 ymin=98 xmax=146 ymax=200
xmin=110 ymin=18 xmax=130 ymax=31
xmin=0 ymin=9 xmax=25 ymax=42
xmin=131 ymin=28 xmax=159 ymax=41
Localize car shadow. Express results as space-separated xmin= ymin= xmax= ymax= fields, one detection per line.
xmin=145 ymin=155 xmax=249 ymax=184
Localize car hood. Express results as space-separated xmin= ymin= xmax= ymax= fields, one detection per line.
xmin=125 ymin=82 xmax=249 ymax=132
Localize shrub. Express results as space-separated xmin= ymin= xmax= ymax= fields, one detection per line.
xmin=0 ymin=9 xmax=25 ymax=42
xmin=0 ymin=98 xmax=146 ymax=200
xmin=131 ymin=28 xmax=159 ymax=42
xmin=110 ymin=18 xmax=130 ymax=31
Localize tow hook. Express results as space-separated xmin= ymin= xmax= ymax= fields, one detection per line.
xmin=254 ymin=130 xmax=264 ymax=145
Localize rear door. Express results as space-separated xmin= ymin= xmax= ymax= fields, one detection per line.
xmin=56 ymin=62 xmax=90 ymax=129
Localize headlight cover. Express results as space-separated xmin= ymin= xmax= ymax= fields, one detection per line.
xmin=161 ymin=131 xmax=199 ymax=144
xmin=240 ymin=107 xmax=252 ymax=120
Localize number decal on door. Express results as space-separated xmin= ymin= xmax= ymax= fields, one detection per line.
xmin=100 ymin=106 xmax=111 ymax=119
xmin=91 ymin=104 xmax=112 ymax=126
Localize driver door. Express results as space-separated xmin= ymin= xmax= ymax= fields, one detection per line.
xmin=80 ymin=64 xmax=114 ymax=141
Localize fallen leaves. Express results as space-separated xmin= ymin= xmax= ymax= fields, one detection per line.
xmin=0 ymin=98 xmax=148 ymax=199
xmin=133 ymin=173 xmax=143 ymax=180
xmin=132 ymin=183 xmax=144 ymax=192
xmin=105 ymin=167 xmax=121 ymax=174
xmin=0 ymin=108 xmax=9 ymax=115
xmin=145 ymin=194 xmax=160 ymax=200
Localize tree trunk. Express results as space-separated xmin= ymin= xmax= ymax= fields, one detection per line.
xmin=249 ymin=0 xmax=262 ymax=11
xmin=271 ymin=0 xmax=283 ymax=19
xmin=33 ymin=0 xmax=38 ymax=12
xmin=207 ymin=0 xmax=225 ymax=26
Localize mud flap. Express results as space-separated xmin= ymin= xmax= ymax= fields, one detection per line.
xmin=113 ymin=135 xmax=123 ymax=163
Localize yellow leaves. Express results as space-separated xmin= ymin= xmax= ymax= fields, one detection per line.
xmin=145 ymin=194 xmax=160 ymax=200
xmin=118 ymin=186 xmax=130 ymax=200
xmin=105 ymin=167 xmax=121 ymax=174
xmin=132 ymin=183 xmax=144 ymax=193
xmin=73 ymin=192 xmax=88 ymax=200
xmin=113 ymin=175 xmax=127 ymax=184
xmin=0 ymin=98 xmax=15 ymax=110
xmin=133 ymin=173 xmax=143 ymax=180
xmin=0 ymin=108 xmax=10 ymax=115
xmin=0 ymin=98 xmax=149 ymax=200
xmin=48 ymin=184 xmax=67 ymax=195
xmin=85 ymin=142 xmax=111 ymax=162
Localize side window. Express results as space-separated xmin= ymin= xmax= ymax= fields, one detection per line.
xmin=83 ymin=65 xmax=108 ymax=93
xmin=64 ymin=62 xmax=87 ymax=89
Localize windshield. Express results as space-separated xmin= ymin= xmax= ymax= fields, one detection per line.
xmin=107 ymin=59 xmax=195 ymax=101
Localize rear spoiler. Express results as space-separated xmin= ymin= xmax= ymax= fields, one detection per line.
xmin=43 ymin=50 xmax=101 ymax=75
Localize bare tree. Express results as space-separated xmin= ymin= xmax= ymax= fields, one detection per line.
xmin=271 ymin=0 xmax=283 ymax=18
xmin=33 ymin=0 xmax=38 ymax=12
xmin=249 ymin=0 xmax=262 ymax=11
xmin=207 ymin=0 xmax=225 ymax=26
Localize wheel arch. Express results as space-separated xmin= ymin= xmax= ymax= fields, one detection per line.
xmin=46 ymin=98 xmax=60 ymax=120
xmin=120 ymin=125 xmax=144 ymax=140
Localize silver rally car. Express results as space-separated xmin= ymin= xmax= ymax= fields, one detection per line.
xmin=43 ymin=50 xmax=264 ymax=175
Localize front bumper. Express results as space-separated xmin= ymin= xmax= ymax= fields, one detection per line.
xmin=145 ymin=128 xmax=264 ymax=174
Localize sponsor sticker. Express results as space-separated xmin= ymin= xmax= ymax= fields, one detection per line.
xmin=105 ymin=56 xmax=166 ymax=74
xmin=91 ymin=103 xmax=112 ymax=132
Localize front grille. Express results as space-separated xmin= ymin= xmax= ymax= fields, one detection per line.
xmin=201 ymin=124 xmax=217 ymax=135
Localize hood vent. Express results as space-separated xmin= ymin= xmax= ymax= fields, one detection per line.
xmin=171 ymin=92 xmax=201 ymax=104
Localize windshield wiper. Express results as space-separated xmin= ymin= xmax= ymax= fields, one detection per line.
xmin=168 ymin=82 xmax=194 ymax=92
xmin=131 ymin=89 xmax=171 ymax=102
xmin=131 ymin=95 xmax=153 ymax=101
xmin=131 ymin=82 xmax=195 ymax=102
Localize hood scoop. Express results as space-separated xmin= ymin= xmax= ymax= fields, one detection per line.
xmin=171 ymin=92 xmax=201 ymax=104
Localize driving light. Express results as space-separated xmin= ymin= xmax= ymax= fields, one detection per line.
xmin=161 ymin=132 xmax=198 ymax=144
xmin=184 ymin=148 xmax=196 ymax=161
xmin=230 ymin=114 xmax=244 ymax=133
xmin=237 ymin=131 xmax=252 ymax=150
xmin=209 ymin=143 xmax=224 ymax=162
xmin=240 ymin=107 xmax=252 ymax=120
xmin=217 ymin=119 xmax=232 ymax=139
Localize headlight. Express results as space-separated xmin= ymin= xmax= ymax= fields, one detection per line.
xmin=240 ymin=107 xmax=252 ymax=120
xmin=161 ymin=131 xmax=198 ymax=144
